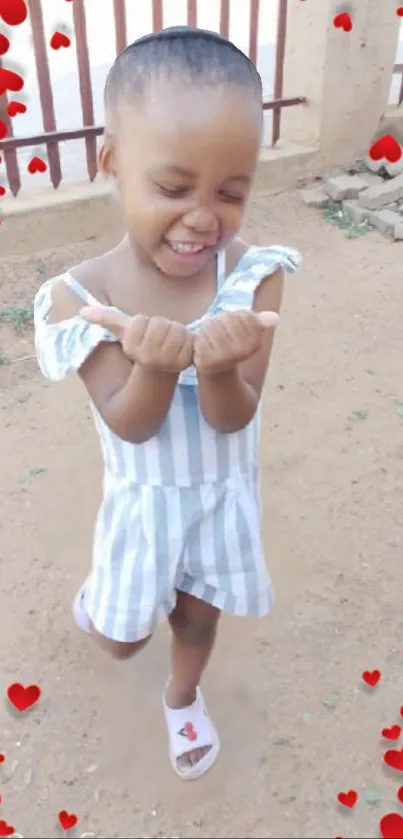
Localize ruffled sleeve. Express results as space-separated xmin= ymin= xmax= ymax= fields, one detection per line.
xmin=34 ymin=277 xmax=119 ymax=382
xmin=178 ymin=244 xmax=301 ymax=386
xmin=214 ymin=244 xmax=301 ymax=314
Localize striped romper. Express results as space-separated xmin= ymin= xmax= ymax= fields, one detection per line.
xmin=34 ymin=244 xmax=300 ymax=643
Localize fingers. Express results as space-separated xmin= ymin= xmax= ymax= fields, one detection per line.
xmin=134 ymin=317 xmax=194 ymax=372
xmin=159 ymin=321 xmax=193 ymax=370
xmin=257 ymin=311 xmax=280 ymax=328
xmin=193 ymin=308 xmax=280 ymax=375
xmin=80 ymin=305 xmax=131 ymax=340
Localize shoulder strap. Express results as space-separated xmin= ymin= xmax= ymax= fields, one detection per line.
xmin=216 ymin=250 xmax=226 ymax=289
xmin=63 ymin=273 xmax=101 ymax=306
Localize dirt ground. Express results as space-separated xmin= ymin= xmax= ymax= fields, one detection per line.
xmin=0 ymin=190 xmax=403 ymax=839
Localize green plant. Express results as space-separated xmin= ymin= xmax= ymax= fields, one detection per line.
xmin=0 ymin=304 xmax=34 ymax=332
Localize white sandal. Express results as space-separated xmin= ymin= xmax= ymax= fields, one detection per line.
xmin=162 ymin=686 xmax=220 ymax=780
xmin=72 ymin=581 xmax=92 ymax=635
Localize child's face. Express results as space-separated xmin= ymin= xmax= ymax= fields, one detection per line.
xmin=100 ymin=81 xmax=262 ymax=278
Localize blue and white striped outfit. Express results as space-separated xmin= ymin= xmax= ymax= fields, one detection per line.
xmin=34 ymin=245 xmax=300 ymax=642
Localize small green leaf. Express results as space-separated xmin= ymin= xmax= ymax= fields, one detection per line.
xmin=395 ymin=401 xmax=403 ymax=419
xmin=29 ymin=467 xmax=46 ymax=477
xmin=322 ymin=696 xmax=338 ymax=709
xmin=351 ymin=410 xmax=368 ymax=421
xmin=364 ymin=786 xmax=383 ymax=805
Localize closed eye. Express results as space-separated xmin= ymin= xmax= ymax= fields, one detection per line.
xmin=219 ymin=191 xmax=246 ymax=204
xmin=156 ymin=184 xmax=189 ymax=198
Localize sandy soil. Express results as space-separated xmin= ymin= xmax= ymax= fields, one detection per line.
xmin=0 ymin=190 xmax=403 ymax=839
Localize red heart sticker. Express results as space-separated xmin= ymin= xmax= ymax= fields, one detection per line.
xmin=382 ymin=725 xmax=402 ymax=741
xmin=0 ymin=822 xmax=15 ymax=838
xmin=50 ymin=31 xmax=71 ymax=50
xmin=58 ymin=811 xmax=78 ymax=830
xmin=333 ymin=12 xmax=353 ymax=31
xmin=0 ymin=755 xmax=5 ymax=763
xmin=337 ymin=789 xmax=358 ymax=808
xmin=7 ymin=682 xmax=41 ymax=711
xmin=7 ymin=100 xmax=26 ymax=117
xmin=384 ymin=748 xmax=403 ymax=772
xmin=397 ymin=786 xmax=403 ymax=804
xmin=369 ymin=134 xmax=402 ymax=165
xmin=380 ymin=812 xmax=403 ymax=839
xmin=0 ymin=33 xmax=9 ymax=55
xmin=27 ymin=156 xmax=47 ymax=174
xmin=183 ymin=721 xmax=198 ymax=742
xmin=362 ymin=669 xmax=381 ymax=687
xmin=0 ymin=68 xmax=24 ymax=96
xmin=0 ymin=186 xmax=6 ymax=197
xmin=0 ymin=0 xmax=27 ymax=26
xmin=397 ymin=7 xmax=403 ymax=17
xmin=0 ymin=120 xmax=8 ymax=140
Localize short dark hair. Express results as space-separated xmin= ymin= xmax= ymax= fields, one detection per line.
xmin=104 ymin=26 xmax=263 ymax=110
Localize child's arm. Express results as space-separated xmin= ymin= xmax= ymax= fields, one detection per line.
xmin=80 ymin=344 xmax=179 ymax=444
xmin=195 ymin=267 xmax=284 ymax=434
xmin=48 ymin=281 xmax=192 ymax=444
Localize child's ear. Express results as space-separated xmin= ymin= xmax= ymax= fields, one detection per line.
xmin=98 ymin=140 xmax=116 ymax=179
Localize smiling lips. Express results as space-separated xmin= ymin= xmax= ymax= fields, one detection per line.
xmin=167 ymin=241 xmax=208 ymax=254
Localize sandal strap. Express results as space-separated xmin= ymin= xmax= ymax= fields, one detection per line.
xmin=163 ymin=687 xmax=215 ymax=759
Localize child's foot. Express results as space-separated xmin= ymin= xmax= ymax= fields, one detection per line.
xmin=72 ymin=582 xmax=92 ymax=635
xmin=163 ymin=683 xmax=220 ymax=780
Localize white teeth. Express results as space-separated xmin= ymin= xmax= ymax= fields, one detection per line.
xmin=169 ymin=242 xmax=204 ymax=254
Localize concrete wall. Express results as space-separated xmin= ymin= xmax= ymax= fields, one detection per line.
xmin=0 ymin=0 xmax=401 ymax=253
xmin=280 ymin=0 xmax=400 ymax=161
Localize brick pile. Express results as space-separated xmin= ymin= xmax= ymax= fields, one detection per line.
xmin=300 ymin=172 xmax=403 ymax=241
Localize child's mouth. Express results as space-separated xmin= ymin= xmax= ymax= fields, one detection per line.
xmin=164 ymin=240 xmax=210 ymax=259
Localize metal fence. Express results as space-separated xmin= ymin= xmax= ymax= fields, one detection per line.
xmin=0 ymin=0 xmax=306 ymax=197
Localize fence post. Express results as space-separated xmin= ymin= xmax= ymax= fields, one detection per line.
xmin=279 ymin=0 xmax=400 ymax=160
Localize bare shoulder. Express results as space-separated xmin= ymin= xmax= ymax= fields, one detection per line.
xmin=47 ymin=248 xmax=118 ymax=325
xmin=226 ymin=237 xmax=284 ymax=314
xmin=225 ymin=237 xmax=250 ymax=275
xmin=253 ymin=263 xmax=284 ymax=315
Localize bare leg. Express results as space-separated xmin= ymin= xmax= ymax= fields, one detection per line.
xmin=166 ymin=591 xmax=220 ymax=771
xmin=89 ymin=620 xmax=151 ymax=660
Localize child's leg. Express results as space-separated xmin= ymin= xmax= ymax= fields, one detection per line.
xmin=89 ymin=621 xmax=151 ymax=660
xmin=166 ymin=592 xmax=220 ymax=771
xmin=73 ymin=582 xmax=151 ymax=660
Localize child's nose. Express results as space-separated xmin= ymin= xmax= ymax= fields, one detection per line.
xmin=182 ymin=207 xmax=219 ymax=234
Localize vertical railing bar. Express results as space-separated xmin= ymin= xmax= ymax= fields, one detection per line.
xmin=249 ymin=0 xmax=260 ymax=65
xmin=187 ymin=0 xmax=197 ymax=27
xmin=220 ymin=0 xmax=230 ymax=38
xmin=152 ymin=0 xmax=163 ymax=32
xmin=72 ymin=0 xmax=97 ymax=182
xmin=113 ymin=0 xmax=127 ymax=55
xmin=272 ymin=0 xmax=287 ymax=147
xmin=0 ymin=58 xmax=21 ymax=196
xmin=27 ymin=0 xmax=62 ymax=188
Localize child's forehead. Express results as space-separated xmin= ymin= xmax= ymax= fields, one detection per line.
xmin=116 ymin=80 xmax=262 ymax=142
